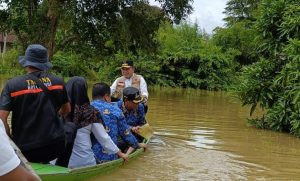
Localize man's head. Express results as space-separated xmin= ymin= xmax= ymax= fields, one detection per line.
xmin=122 ymin=87 xmax=143 ymax=110
xmin=121 ymin=60 xmax=134 ymax=79
xmin=19 ymin=44 xmax=52 ymax=71
xmin=92 ymin=82 xmax=111 ymax=102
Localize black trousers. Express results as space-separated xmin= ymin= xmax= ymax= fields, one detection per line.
xmin=55 ymin=141 xmax=74 ymax=167
xmin=22 ymin=140 xmax=65 ymax=163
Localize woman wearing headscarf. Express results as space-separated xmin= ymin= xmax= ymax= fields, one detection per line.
xmin=56 ymin=76 xmax=128 ymax=168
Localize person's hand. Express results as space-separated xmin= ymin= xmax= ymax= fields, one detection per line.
xmin=141 ymin=96 xmax=148 ymax=104
xmin=117 ymin=151 xmax=128 ymax=163
xmin=138 ymin=143 xmax=147 ymax=152
xmin=131 ymin=126 xmax=140 ymax=134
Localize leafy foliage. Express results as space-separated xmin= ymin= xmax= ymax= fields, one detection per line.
xmin=0 ymin=0 xmax=193 ymax=57
xmin=231 ymin=0 xmax=300 ymax=136
xmin=212 ymin=21 xmax=258 ymax=65
xmin=155 ymin=22 xmax=237 ymax=89
xmin=0 ymin=48 xmax=23 ymax=76
xmin=256 ymin=0 xmax=300 ymax=56
xmin=223 ymin=0 xmax=260 ymax=26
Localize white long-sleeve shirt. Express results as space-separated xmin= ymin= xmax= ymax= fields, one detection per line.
xmin=68 ymin=123 xmax=119 ymax=168
xmin=111 ymin=73 xmax=149 ymax=99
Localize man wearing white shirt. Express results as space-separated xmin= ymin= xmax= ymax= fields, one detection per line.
xmin=111 ymin=60 xmax=149 ymax=103
xmin=0 ymin=119 xmax=40 ymax=181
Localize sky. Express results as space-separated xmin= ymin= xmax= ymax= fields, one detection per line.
xmin=150 ymin=0 xmax=228 ymax=33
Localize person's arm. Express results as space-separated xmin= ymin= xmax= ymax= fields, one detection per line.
xmin=0 ymin=164 xmax=40 ymax=181
xmin=58 ymin=102 xmax=71 ymax=118
xmin=91 ymin=123 xmax=120 ymax=154
xmin=0 ymin=110 xmax=11 ymax=136
xmin=91 ymin=123 xmax=128 ymax=162
xmin=125 ymin=146 xmax=135 ymax=155
xmin=116 ymin=151 xmax=128 ymax=162
xmin=110 ymin=79 xmax=118 ymax=96
xmin=137 ymin=104 xmax=146 ymax=126
xmin=58 ymin=84 xmax=71 ymax=117
xmin=139 ymin=77 xmax=148 ymax=100
xmin=0 ymin=82 xmax=13 ymax=136
xmin=131 ymin=104 xmax=146 ymax=133
xmin=117 ymin=115 xmax=140 ymax=149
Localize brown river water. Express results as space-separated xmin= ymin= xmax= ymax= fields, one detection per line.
xmin=1 ymin=78 xmax=300 ymax=180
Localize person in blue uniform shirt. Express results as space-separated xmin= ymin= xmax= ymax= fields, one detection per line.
xmin=115 ymin=87 xmax=146 ymax=135
xmin=91 ymin=83 xmax=146 ymax=162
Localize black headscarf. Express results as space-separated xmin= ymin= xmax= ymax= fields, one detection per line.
xmin=66 ymin=76 xmax=102 ymax=128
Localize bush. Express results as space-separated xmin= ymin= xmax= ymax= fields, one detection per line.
xmin=0 ymin=48 xmax=24 ymax=76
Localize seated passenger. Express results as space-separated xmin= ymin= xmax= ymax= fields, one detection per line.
xmin=91 ymin=83 xmax=146 ymax=162
xmin=57 ymin=77 xmax=127 ymax=168
xmin=115 ymin=87 xmax=146 ymax=136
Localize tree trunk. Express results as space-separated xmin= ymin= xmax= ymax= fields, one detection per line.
xmin=46 ymin=0 xmax=61 ymax=59
xmin=0 ymin=33 xmax=2 ymax=58
xmin=3 ymin=32 xmax=7 ymax=56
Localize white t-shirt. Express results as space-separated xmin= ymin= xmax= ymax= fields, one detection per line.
xmin=0 ymin=119 xmax=21 ymax=176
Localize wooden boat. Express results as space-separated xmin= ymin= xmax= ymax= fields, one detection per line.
xmin=31 ymin=138 xmax=150 ymax=181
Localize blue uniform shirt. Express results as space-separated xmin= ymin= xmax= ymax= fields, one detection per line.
xmin=115 ymin=100 xmax=146 ymax=127
xmin=91 ymin=99 xmax=139 ymax=162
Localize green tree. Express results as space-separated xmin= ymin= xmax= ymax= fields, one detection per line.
xmin=223 ymin=0 xmax=260 ymax=26
xmin=233 ymin=0 xmax=300 ymax=136
xmin=155 ymin=22 xmax=237 ymax=89
xmin=212 ymin=21 xmax=258 ymax=65
xmin=113 ymin=2 xmax=167 ymax=54
xmin=0 ymin=0 xmax=193 ymax=58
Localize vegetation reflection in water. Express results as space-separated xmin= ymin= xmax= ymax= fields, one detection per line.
xmin=91 ymin=87 xmax=300 ymax=180
xmin=1 ymin=79 xmax=300 ymax=180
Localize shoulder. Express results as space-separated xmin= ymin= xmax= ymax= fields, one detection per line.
xmin=92 ymin=101 xmax=112 ymax=112
xmin=43 ymin=72 xmax=65 ymax=84
xmin=115 ymin=76 xmax=125 ymax=82
xmin=3 ymin=75 xmax=28 ymax=91
xmin=109 ymin=103 xmax=122 ymax=116
xmin=116 ymin=100 xmax=123 ymax=107
xmin=91 ymin=101 xmax=102 ymax=109
xmin=133 ymin=74 xmax=146 ymax=82
xmin=138 ymin=103 xmax=144 ymax=110
xmin=134 ymin=74 xmax=143 ymax=78
xmin=6 ymin=75 xmax=27 ymax=84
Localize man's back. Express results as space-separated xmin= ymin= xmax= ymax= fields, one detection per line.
xmin=0 ymin=71 xmax=68 ymax=151
xmin=0 ymin=44 xmax=70 ymax=163
xmin=91 ymin=99 xmax=139 ymax=161
xmin=91 ymin=99 xmax=122 ymax=142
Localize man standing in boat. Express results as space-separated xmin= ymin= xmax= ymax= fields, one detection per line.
xmin=91 ymin=83 xmax=146 ymax=162
xmin=0 ymin=44 xmax=70 ymax=163
xmin=110 ymin=60 xmax=149 ymax=112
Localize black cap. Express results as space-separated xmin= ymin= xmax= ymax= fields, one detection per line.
xmin=123 ymin=87 xmax=143 ymax=103
xmin=121 ymin=60 xmax=133 ymax=68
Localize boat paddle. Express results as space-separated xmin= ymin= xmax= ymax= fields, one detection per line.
xmin=136 ymin=123 xmax=153 ymax=140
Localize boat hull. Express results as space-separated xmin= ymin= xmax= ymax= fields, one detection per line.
xmin=32 ymin=139 xmax=149 ymax=181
